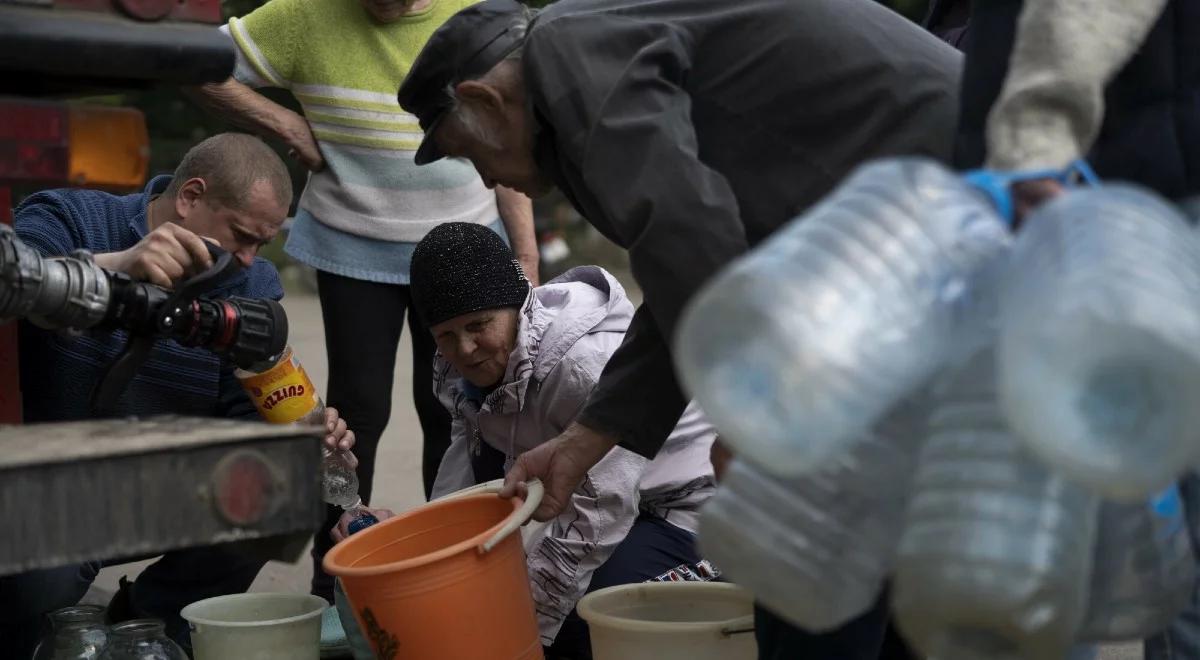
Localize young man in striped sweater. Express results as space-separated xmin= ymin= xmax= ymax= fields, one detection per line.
xmin=191 ymin=0 xmax=538 ymax=603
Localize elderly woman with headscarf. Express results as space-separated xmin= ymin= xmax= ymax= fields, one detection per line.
xmin=333 ymin=222 xmax=718 ymax=658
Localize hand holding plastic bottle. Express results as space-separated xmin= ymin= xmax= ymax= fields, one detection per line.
xmin=1011 ymin=178 xmax=1066 ymax=225
xmin=331 ymin=506 xmax=395 ymax=543
xmin=964 ymin=158 xmax=1096 ymax=228
xmin=321 ymin=406 xmax=357 ymax=459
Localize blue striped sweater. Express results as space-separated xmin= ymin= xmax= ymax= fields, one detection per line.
xmin=14 ymin=176 xmax=283 ymax=422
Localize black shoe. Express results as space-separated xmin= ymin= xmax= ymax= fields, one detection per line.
xmin=105 ymin=576 xmax=138 ymax=625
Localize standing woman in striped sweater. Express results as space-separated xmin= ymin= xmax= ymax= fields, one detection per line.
xmin=191 ymin=0 xmax=538 ymax=605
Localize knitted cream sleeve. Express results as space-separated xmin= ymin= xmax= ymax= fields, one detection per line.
xmin=985 ymin=0 xmax=1168 ymax=171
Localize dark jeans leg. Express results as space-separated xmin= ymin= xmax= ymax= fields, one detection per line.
xmin=547 ymin=516 xmax=701 ymax=660
xmin=879 ymin=612 xmax=920 ymax=660
xmin=408 ymin=304 xmax=453 ymax=499
xmin=131 ymin=546 xmax=266 ymax=653
xmin=0 ymin=562 xmax=102 ymax=657
xmin=311 ymin=271 xmax=407 ymax=601
xmin=1146 ymin=588 xmax=1200 ymax=660
xmin=952 ymin=0 xmax=1025 ymax=170
xmin=754 ymin=591 xmax=896 ymax=660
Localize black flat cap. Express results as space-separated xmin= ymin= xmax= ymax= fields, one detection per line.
xmin=398 ymin=0 xmax=529 ymax=165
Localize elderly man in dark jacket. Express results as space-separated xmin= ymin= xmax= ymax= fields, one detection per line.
xmin=397 ymin=0 xmax=960 ymax=657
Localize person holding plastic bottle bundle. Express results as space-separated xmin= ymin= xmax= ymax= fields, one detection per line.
xmin=332 ymin=222 xmax=718 ymax=659
xmin=395 ymin=0 xmax=961 ymax=656
xmin=926 ymin=1 xmax=1200 ymax=659
xmin=971 ymin=2 xmax=1200 ymax=659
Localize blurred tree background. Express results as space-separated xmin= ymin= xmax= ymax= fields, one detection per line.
xmin=131 ymin=0 xmax=932 ymax=184
xmin=526 ymin=0 xmax=929 ymax=16
xmin=117 ymin=0 xmax=931 ymax=277
xmin=524 ymin=0 xmax=931 ymax=13
xmin=123 ymin=0 xmax=308 ymax=198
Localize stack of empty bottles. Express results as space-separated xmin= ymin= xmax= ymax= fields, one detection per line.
xmin=677 ymin=158 xmax=1013 ymax=473
xmin=677 ymin=157 xmax=1200 ymax=657
xmin=698 ymin=398 xmax=925 ymax=633
xmin=1081 ymin=488 xmax=1194 ymax=642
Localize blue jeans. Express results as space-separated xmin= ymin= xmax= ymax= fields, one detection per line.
xmin=0 ymin=545 xmax=264 ymax=656
xmin=1145 ymin=474 xmax=1200 ymax=659
xmin=0 ymin=561 xmax=102 ymax=655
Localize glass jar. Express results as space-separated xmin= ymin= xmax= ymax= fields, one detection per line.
xmin=96 ymin=620 xmax=186 ymax=660
xmin=32 ymin=605 xmax=109 ymax=660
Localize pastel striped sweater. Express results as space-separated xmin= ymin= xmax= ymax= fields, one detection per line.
xmin=226 ymin=0 xmax=498 ymax=242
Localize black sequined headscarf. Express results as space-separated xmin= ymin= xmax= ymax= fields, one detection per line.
xmin=410 ymin=222 xmax=531 ymax=327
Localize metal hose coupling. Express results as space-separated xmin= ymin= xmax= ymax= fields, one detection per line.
xmin=0 ymin=223 xmax=110 ymax=329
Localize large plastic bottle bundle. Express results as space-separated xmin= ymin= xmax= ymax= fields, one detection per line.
xmin=675 ymin=158 xmax=1010 ymax=476
xmin=893 ymin=348 xmax=1099 ymax=660
xmin=697 ymin=399 xmax=927 ymax=632
xmin=997 ymin=185 xmax=1200 ymax=498
xmin=1078 ymin=486 xmax=1195 ymax=641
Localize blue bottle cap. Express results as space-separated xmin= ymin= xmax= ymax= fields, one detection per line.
xmin=347 ymin=512 xmax=379 ymax=536
xmin=963 ymin=159 xmax=1101 ymax=226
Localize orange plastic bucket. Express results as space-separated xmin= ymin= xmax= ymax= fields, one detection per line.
xmin=323 ymin=480 xmax=544 ymax=660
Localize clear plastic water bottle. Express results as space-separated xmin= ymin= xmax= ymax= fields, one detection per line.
xmin=236 ymin=347 xmax=376 ymax=526
xmin=997 ymin=185 xmax=1200 ymax=498
xmin=676 ymin=157 xmax=1010 ymax=475
xmin=698 ymin=399 xmax=926 ymax=632
xmin=894 ymin=349 xmax=1098 ymax=660
xmin=1078 ymin=486 xmax=1195 ymax=641
xmin=322 ymin=446 xmax=363 ymax=509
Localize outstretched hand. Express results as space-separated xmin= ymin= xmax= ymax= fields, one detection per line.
xmin=499 ymin=422 xmax=618 ymax=521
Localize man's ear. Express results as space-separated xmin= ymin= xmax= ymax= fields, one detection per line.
xmin=174 ymin=177 xmax=207 ymax=220
xmin=454 ymin=80 xmax=505 ymax=114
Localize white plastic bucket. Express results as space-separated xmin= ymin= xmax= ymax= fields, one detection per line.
xmin=181 ymin=592 xmax=327 ymax=660
xmin=577 ymin=583 xmax=757 ymax=660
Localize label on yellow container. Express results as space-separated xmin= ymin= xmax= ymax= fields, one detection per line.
xmin=238 ymin=349 xmax=320 ymax=424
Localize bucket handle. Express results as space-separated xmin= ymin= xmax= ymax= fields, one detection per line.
xmin=720 ymin=614 xmax=756 ymax=637
xmin=439 ymin=478 xmax=545 ymax=554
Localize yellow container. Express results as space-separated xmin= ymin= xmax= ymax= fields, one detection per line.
xmin=235 ymin=347 xmax=322 ymax=424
